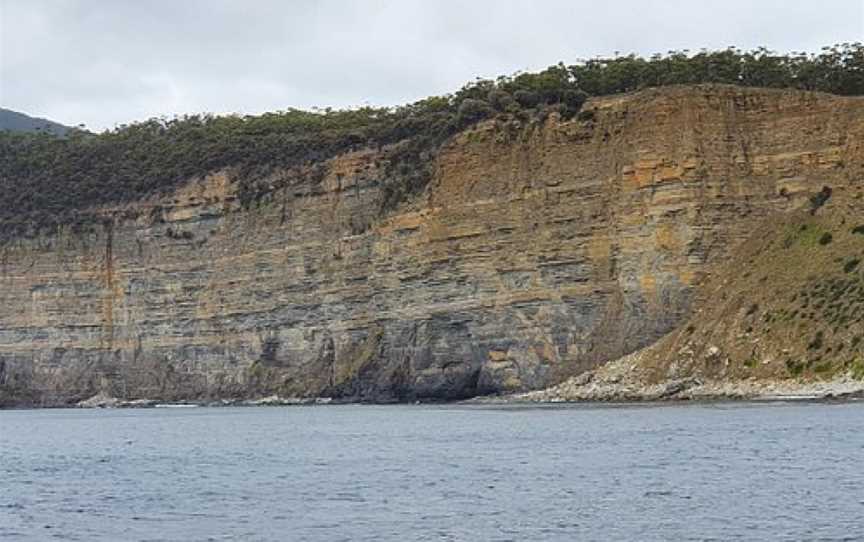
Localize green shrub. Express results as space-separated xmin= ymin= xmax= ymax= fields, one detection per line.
xmin=786 ymin=359 xmax=804 ymax=376
xmin=851 ymin=359 xmax=864 ymax=380
xmin=576 ymin=110 xmax=596 ymax=122
xmin=808 ymin=186 xmax=832 ymax=214
xmin=813 ymin=361 xmax=834 ymax=374
xmin=808 ymin=330 xmax=825 ymax=350
xmin=456 ymin=99 xmax=494 ymax=126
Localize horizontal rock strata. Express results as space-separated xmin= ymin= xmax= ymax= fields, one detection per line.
xmin=1 ymin=85 xmax=862 ymax=405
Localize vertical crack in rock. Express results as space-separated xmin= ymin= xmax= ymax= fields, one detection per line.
xmin=101 ymin=219 xmax=115 ymax=351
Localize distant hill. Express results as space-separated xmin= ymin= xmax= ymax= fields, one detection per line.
xmin=0 ymin=108 xmax=72 ymax=135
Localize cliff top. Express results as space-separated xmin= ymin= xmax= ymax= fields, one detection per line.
xmin=1 ymin=44 xmax=862 ymax=238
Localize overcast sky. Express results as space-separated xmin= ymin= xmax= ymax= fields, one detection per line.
xmin=1 ymin=0 xmax=862 ymax=131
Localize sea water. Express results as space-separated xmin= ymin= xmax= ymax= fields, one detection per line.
xmin=1 ymin=402 xmax=863 ymax=541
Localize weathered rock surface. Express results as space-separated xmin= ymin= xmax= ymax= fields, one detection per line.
xmin=1 ymin=85 xmax=862 ymax=406
xmin=511 ymin=349 xmax=864 ymax=403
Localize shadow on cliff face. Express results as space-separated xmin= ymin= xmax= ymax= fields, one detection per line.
xmin=321 ymin=319 xmax=485 ymax=402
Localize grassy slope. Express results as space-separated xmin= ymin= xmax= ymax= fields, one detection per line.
xmin=638 ymin=186 xmax=864 ymax=384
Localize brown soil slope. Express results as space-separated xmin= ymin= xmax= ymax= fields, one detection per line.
xmin=638 ymin=186 xmax=864 ymax=384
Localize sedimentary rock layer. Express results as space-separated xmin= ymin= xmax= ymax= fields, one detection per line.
xmin=1 ymin=85 xmax=861 ymax=405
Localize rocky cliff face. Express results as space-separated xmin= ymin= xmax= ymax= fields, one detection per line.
xmin=1 ymin=85 xmax=861 ymax=406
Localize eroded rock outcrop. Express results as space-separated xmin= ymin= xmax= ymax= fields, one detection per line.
xmin=1 ymin=85 xmax=862 ymax=405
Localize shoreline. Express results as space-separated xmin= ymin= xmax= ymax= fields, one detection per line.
xmin=495 ymin=375 xmax=864 ymax=405
xmin=3 ymin=381 xmax=864 ymax=411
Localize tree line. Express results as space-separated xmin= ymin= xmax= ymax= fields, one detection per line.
xmin=1 ymin=43 xmax=861 ymax=237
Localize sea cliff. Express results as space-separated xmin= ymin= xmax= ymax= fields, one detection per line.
xmin=1 ymin=85 xmax=862 ymax=406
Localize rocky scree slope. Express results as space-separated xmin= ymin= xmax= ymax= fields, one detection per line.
xmin=0 ymin=85 xmax=861 ymax=406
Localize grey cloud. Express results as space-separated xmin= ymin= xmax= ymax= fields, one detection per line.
xmin=1 ymin=0 xmax=861 ymax=130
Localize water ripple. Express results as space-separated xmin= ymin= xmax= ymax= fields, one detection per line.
xmin=1 ymin=403 xmax=863 ymax=540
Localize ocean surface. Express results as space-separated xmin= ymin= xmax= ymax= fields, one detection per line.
xmin=1 ymin=402 xmax=863 ymax=541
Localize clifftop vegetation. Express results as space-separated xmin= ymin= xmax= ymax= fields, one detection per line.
xmin=1 ymin=43 xmax=862 ymax=237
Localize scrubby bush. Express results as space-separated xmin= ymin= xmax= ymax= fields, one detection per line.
xmin=808 ymin=331 xmax=825 ymax=351
xmin=456 ymin=99 xmax=494 ymax=126
xmin=786 ymin=359 xmax=805 ymax=376
xmin=486 ymin=89 xmax=517 ymax=112
xmin=809 ymin=186 xmax=833 ymax=214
